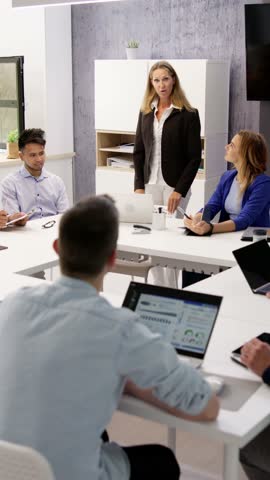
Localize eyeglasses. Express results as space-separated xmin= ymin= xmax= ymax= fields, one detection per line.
xmin=42 ymin=220 xmax=56 ymax=229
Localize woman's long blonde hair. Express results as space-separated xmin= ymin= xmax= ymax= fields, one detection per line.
xmin=140 ymin=61 xmax=194 ymax=114
xmin=237 ymin=130 xmax=268 ymax=192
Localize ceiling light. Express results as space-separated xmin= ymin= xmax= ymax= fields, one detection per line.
xmin=13 ymin=0 xmax=124 ymax=7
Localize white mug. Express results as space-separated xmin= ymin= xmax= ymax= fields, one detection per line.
xmin=152 ymin=210 xmax=166 ymax=230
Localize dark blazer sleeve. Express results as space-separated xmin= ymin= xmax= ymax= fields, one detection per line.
xmin=175 ymin=110 xmax=201 ymax=196
xmin=133 ymin=112 xmax=145 ymax=190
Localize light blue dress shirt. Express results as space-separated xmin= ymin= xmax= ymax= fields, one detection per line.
xmin=0 ymin=277 xmax=211 ymax=480
xmin=1 ymin=165 xmax=69 ymax=219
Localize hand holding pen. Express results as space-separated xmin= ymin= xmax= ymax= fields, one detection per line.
xmin=177 ymin=206 xmax=192 ymax=219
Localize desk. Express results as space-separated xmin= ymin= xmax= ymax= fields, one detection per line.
xmin=186 ymin=265 xmax=270 ymax=329
xmin=0 ymin=215 xmax=59 ymax=276
xmin=106 ymin=268 xmax=270 ymax=479
xmin=0 ymin=217 xmax=269 ymax=480
xmin=117 ymin=218 xmax=244 ymax=274
xmin=119 ymin=312 xmax=270 ymax=480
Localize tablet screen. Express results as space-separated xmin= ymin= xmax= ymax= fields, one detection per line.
xmin=231 ymin=332 xmax=270 ymax=367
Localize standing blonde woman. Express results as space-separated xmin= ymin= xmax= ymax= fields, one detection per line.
xmin=133 ymin=60 xmax=201 ymax=214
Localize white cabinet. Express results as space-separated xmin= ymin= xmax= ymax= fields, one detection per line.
xmin=95 ymin=60 xmax=148 ymax=133
xmin=95 ymin=59 xmax=230 ymax=211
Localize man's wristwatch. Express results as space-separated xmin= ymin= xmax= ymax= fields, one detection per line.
xmin=204 ymin=222 xmax=214 ymax=236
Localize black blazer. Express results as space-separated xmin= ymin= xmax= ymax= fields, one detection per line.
xmin=133 ymin=107 xmax=201 ymax=197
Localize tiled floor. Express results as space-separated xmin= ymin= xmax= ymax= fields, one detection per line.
xmin=108 ymin=411 xmax=248 ymax=479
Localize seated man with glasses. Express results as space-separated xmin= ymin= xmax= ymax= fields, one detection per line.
xmin=1 ymin=128 xmax=69 ymax=221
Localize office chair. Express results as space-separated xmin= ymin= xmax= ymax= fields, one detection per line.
xmin=0 ymin=441 xmax=55 ymax=480
xmin=112 ymin=254 xmax=153 ymax=283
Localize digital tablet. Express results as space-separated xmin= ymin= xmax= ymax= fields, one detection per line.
xmin=6 ymin=207 xmax=37 ymax=226
xmin=231 ymin=332 xmax=270 ymax=367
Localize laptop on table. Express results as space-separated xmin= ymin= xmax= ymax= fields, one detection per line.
xmin=122 ymin=282 xmax=222 ymax=368
xmin=112 ymin=193 xmax=153 ymax=224
xmin=233 ymin=239 xmax=270 ymax=294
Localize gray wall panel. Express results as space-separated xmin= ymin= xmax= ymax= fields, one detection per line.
xmin=72 ymin=0 xmax=261 ymax=200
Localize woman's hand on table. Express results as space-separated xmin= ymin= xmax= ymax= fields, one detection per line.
xmin=184 ymin=217 xmax=212 ymax=236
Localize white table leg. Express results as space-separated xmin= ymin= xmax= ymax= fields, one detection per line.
xmin=223 ymin=444 xmax=239 ymax=480
xmin=173 ymin=268 xmax=178 ymax=289
xmin=167 ymin=427 xmax=177 ymax=453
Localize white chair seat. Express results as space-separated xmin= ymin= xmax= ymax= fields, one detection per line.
xmin=0 ymin=441 xmax=55 ymax=480
xmin=112 ymin=256 xmax=153 ymax=282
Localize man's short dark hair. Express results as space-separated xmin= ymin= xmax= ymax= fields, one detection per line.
xmin=59 ymin=195 xmax=119 ymax=277
xmin=18 ymin=128 xmax=46 ymax=151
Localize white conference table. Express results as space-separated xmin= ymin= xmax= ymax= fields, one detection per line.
xmin=0 ymin=216 xmax=59 ymax=276
xmin=119 ymin=268 xmax=270 ymax=480
xmin=117 ymin=218 xmax=244 ymax=274
xmin=0 ymin=216 xmax=269 ymax=479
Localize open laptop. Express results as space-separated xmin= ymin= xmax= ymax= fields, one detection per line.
xmin=122 ymin=282 xmax=222 ymax=368
xmin=233 ymin=240 xmax=270 ymax=294
xmin=112 ymin=193 xmax=153 ymax=224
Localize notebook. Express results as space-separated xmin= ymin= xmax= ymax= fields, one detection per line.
xmin=232 ymin=240 xmax=270 ymax=294
xmin=185 ymin=205 xmax=213 ymax=236
xmin=122 ymin=282 xmax=222 ymax=368
xmin=112 ymin=193 xmax=153 ymax=224
xmin=241 ymin=226 xmax=270 ymax=242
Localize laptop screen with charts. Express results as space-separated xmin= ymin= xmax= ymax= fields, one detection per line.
xmin=122 ymin=282 xmax=222 ymax=368
xmin=232 ymin=240 xmax=270 ymax=294
xmin=112 ymin=193 xmax=153 ymax=224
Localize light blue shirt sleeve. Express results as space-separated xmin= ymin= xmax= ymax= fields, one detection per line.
xmin=116 ymin=318 xmax=212 ymax=415
xmin=1 ymin=174 xmax=20 ymax=214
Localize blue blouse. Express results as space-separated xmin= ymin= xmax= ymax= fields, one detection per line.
xmin=204 ymin=170 xmax=270 ymax=231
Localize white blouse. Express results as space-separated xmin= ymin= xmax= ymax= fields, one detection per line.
xmin=148 ymin=100 xmax=180 ymax=185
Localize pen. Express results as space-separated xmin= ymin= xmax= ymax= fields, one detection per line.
xmin=177 ymin=206 xmax=191 ymax=220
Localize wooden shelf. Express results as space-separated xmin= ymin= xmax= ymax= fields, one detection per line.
xmin=99 ymin=146 xmax=134 ymax=154
xmin=96 ymin=131 xmax=135 ymax=167
xmin=96 ymin=130 xmax=206 ymax=175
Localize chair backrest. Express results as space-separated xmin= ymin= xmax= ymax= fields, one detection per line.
xmin=0 ymin=441 xmax=54 ymax=480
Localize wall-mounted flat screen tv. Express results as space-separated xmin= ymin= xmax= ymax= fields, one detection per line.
xmin=245 ymin=4 xmax=270 ymax=101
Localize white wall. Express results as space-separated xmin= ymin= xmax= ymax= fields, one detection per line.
xmin=0 ymin=0 xmax=73 ymax=155
xmin=0 ymin=0 xmax=46 ymax=130
xmin=44 ymin=7 xmax=73 ymax=154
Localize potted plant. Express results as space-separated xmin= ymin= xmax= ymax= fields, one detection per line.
xmin=126 ymin=40 xmax=140 ymax=60
xmin=7 ymin=129 xmax=19 ymax=159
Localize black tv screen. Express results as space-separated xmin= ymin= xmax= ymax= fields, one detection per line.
xmin=245 ymin=4 xmax=270 ymax=101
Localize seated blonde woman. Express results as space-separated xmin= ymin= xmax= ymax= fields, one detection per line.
xmin=184 ymin=130 xmax=270 ymax=235
xmin=183 ymin=130 xmax=270 ymax=286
